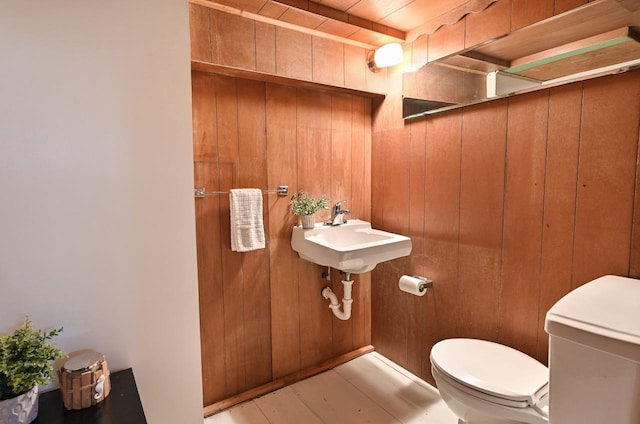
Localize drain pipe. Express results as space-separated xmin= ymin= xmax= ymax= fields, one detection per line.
xmin=321 ymin=272 xmax=354 ymax=321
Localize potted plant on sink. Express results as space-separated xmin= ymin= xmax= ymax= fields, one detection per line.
xmin=0 ymin=317 xmax=64 ymax=424
xmin=290 ymin=191 xmax=329 ymax=229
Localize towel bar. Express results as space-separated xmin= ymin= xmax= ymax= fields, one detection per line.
xmin=194 ymin=186 xmax=288 ymax=198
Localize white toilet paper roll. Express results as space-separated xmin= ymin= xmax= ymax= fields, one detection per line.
xmin=399 ymin=275 xmax=427 ymax=296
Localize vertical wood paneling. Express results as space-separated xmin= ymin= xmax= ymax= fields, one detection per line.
xmin=424 ymin=110 xmax=462 ymax=356
xmin=266 ymin=84 xmax=302 ymax=379
xmin=192 ymin=72 xmax=219 ymax=163
xmin=372 ymin=264 xmax=410 ymax=369
xmin=465 ymin=0 xmax=511 ymax=48
xmin=410 ymin=34 xmax=429 ymax=70
xmin=330 ymin=94 xmax=354 ymax=357
xmin=331 ymin=94 xmax=353 ymax=209
xmin=276 ymin=27 xmax=313 ymax=81
xmin=237 ymin=80 xmax=272 ymax=389
xmin=372 ymin=70 xmax=640 ymax=386
xmin=406 ymin=118 xmax=427 ymax=376
xmin=195 ymin=161 xmax=226 ymax=405
xmin=297 ymin=89 xmax=334 ymax=368
xmin=499 ymin=91 xmax=548 ymax=354
xmin=572 ymin=73 xmax=640 ymax=286
xmin=370 ymin=99 xmax=387 ymax=357
xmin=344 ymin=44 xmax=368 ymax=92
xmin=192 ymin=73 xmax=226 ymax=406
xmin=195 ymin=72 xmax=374 ymax=407
xmin=350 ymin=97 xmax=368 ymax=222
xmin=237 ymin=81 xmax=267 ymax=189
xmin=296 ymin=89 xmax=332 ymax=206
xmin=380 ymin=128 xmax=411 ymax=235
xmin=256 ymin=22 xmax=276 ymax=74
xmin=364 ymin=65 xmax=388 ymax=96
xmin=215 ymin=75 xmax=248 ymax=397
xmin=363 ymin=100 xmax=372 ymax=224
xmin=313 ymin=37 xmax=345 ymax=87
xmin=427 ymin=19 xmax=465 ymax=62
xmin=191 ymin=4 xmax=382 ymax=95
xmin=510 ymin=0 xmax=554 ymax=31
xmin=352 ymin=98 xmax=372 ymax=349
xmin=190 ymin=4 xmax=211 ymax=63
xmin=192 ymin=0 xmax=640 ymax=406
xmin=554 ymin=0 xmax=588 ymax=15
xmin=458 ymin=100 xmax=507 ymax=341
xmin=535 ymin=84 xmax=582 ymax=362
xmin=210 ymin=10 xmax=256 ymax=70
xmin=372 ymin=126 xmax=412 ymax=367
xmin=373 ymin=76 xmax=403 ymax=131
xmin=408 ymin=119 xmax=427 ymax=279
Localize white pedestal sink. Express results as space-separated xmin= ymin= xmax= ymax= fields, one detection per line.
xmin=290 ymin=219 xmax=412 ymax=273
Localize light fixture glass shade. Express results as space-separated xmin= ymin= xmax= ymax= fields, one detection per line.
xmin=373 ymin=43 xmax=403 ymax=68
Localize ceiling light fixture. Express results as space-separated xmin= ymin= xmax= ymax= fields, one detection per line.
xmin=368 ymin=43 xmax=403 ymax=72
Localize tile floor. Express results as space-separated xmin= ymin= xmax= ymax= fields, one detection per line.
xmin=204 ymin=351 xmax=458 ymax=424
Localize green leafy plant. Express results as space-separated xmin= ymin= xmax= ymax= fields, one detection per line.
xmin=290 ymin=191 xmax=329 ymax=216
xmin=0 ymin=317 xmax=64 ymax=400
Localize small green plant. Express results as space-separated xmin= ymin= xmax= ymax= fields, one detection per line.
xmin=0 ymin=317 xmax=64 ymax=400
xmin=290 ymin=192 xmax=330 ymax=216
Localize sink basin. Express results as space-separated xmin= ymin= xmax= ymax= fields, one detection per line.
xmin=290 ymin=219 xmax=412 ymax=273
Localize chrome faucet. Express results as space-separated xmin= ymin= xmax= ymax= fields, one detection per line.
xmin=326 ymin=200 xmax=350 ymax=226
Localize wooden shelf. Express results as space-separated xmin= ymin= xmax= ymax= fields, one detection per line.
xmin=505 ymin=27 xmax=640 ymax=81
xmin=191 ymin=60 xmax=386 ymax=99
xmin=473 ymin=0 xmax=640 ymax=63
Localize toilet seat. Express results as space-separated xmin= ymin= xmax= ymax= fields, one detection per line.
xmin=430 ymin=339 xmax=549 ymax=409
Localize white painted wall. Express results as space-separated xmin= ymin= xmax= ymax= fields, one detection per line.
xmin=0 ymin=1 xmax=203 ymax=423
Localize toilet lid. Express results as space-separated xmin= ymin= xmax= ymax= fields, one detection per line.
xmin=430 ymin=338 xmax=548 ymax=406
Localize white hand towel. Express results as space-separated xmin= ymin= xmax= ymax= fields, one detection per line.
xmin=229 ymin=188 xmax=265 ymax=252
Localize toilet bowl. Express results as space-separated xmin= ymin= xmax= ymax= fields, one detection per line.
xmin=430 ymin=338 xmax=549 ymax=424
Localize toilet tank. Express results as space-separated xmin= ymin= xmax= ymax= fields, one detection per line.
xmin=545 ymin=275 xmax=640 ymax=424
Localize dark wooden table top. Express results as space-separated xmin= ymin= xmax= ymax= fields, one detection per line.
xmin=34 ymin=368 xmax=147 ymax=424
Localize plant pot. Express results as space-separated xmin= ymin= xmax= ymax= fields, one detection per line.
xmin=0 ymin=385 xmax=38 ymax=424
xmin=300 ymin=214 xmax=315 ymax=229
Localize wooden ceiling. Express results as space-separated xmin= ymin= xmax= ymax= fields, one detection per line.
xmin=192 ymin=0 xmax=492 ymax=47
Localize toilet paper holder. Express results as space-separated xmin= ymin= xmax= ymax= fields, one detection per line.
xmin=414 ymin=276 xmax=433 ymax=293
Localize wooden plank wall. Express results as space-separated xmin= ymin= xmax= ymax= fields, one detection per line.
xmin=190 ymin=0 xmax=639 ymax=407
xmin=372 ymin=0 xmax=640 ymax=383
xmin=372 ymin=68 xmax=640 ymax=382
xmin=189 ymin=3 xmax=387 ymax=95
xmin=192 ymin=71 xmax=372 ymax=406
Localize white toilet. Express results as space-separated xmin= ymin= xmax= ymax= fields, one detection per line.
xmin=430 ymin=275 xmax=640 ymax=424
xmin=431 ymin=338 xmax=549 ymax=424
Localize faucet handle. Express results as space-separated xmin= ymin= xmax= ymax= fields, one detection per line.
xmin=333 ymin=200 xmax=347 ymax=211
xmin=326 ymin=200 xmax=350 ymax=226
